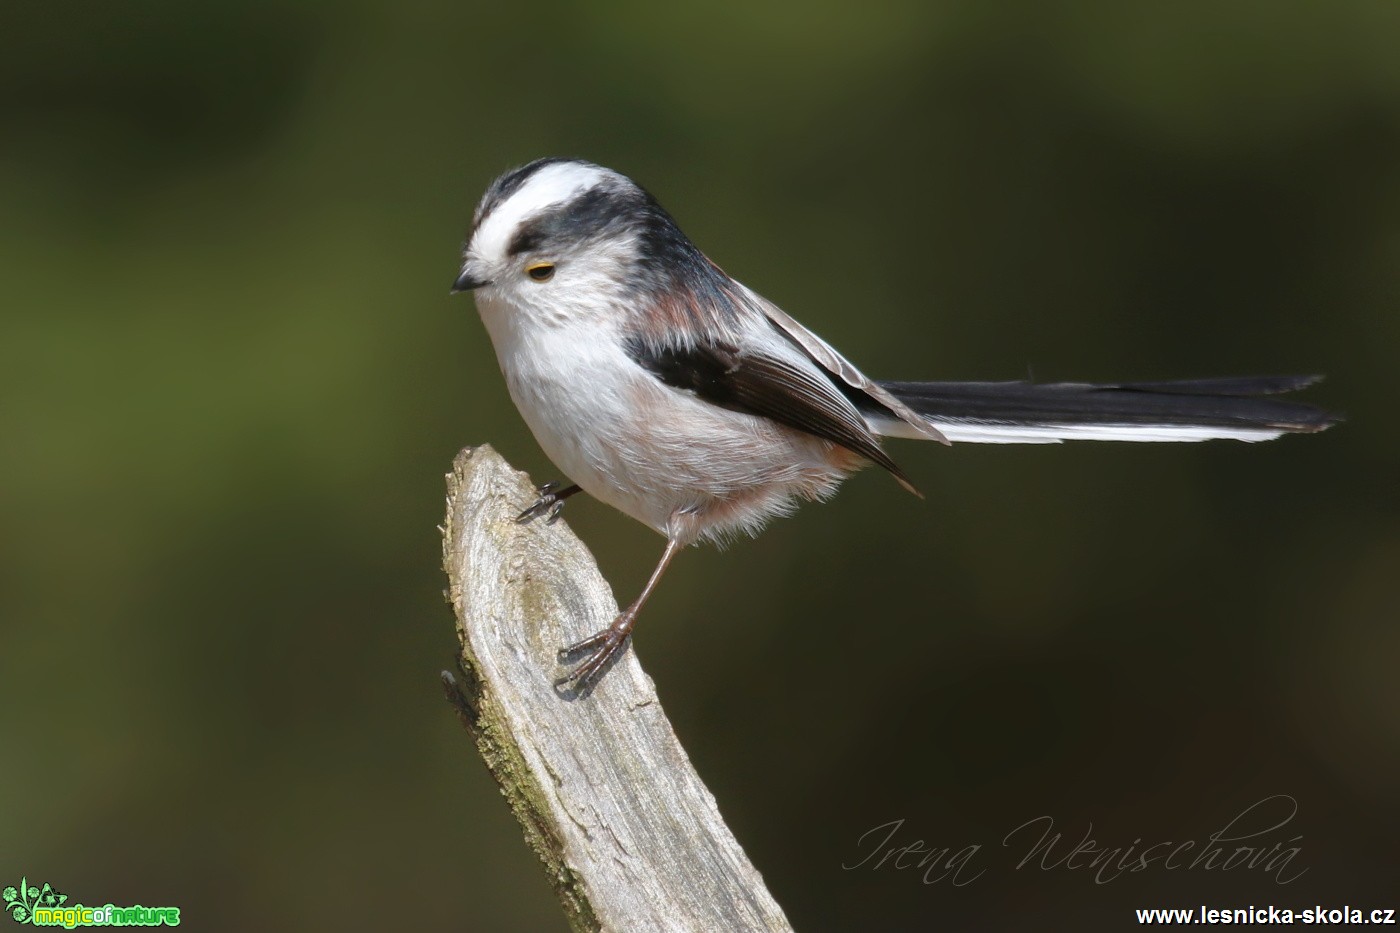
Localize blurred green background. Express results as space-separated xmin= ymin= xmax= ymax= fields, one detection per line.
xmin=3 ymin=1 xmax=1397 ymax=929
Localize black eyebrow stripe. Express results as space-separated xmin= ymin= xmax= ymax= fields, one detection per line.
xmin=504 ymin=186 xmax=630 ymax=257
xmin=506 ymin=226 xmax=540 ymax=257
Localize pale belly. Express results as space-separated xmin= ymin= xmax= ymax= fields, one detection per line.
xmin=489 ymin=318 xmax=853 ymax=544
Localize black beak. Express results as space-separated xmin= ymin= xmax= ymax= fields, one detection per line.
xmin=451 ymin=268 xmax=489 ymax=294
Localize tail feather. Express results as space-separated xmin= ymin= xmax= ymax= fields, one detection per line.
xmin=870 ymin=375 xmax=1340 ymax=444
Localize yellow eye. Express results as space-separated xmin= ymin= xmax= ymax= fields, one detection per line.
xmin=526 ymin=262 xmax=555 ymax=282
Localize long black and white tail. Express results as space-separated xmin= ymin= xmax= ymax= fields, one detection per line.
xmin=870 ymin=375 xmax=1339 ymax=444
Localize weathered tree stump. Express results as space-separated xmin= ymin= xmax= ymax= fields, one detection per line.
xmin=441 ymin=445 xmax=794 ymax=933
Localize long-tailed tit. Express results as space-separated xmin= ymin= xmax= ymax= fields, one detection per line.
xmin=451 ymin=158 xmax=1337 ymax=690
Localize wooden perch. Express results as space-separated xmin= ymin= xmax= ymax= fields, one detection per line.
xmin=441 ymin=445 xmax=794 ymax=933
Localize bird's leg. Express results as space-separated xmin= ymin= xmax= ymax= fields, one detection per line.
xmin=516 ymin=481 xmax=583 ymax=525
xmin=556 ymin=538 xmax=683 ymax=690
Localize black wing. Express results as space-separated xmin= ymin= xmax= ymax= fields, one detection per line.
xmin=626 ymin=336 xmax=918 ymax=494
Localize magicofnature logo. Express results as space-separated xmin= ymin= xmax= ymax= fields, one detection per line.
xmin=3 ymin=878 xmax=179 ymax=928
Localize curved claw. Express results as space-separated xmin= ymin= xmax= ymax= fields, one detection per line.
xmin=554 ymin=628 xmax=631 ymax=691
xmin=516 ymin=481 xmax=582 ymax=525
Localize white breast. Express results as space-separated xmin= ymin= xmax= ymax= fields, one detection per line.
xmin=475 ymin=294 xmax=851 ymax=542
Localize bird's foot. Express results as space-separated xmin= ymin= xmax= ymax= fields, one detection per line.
xmin=516 ymin=481 xmax=581 ymax=525
xmin=554 ymin=620 xmax=633 ymax=692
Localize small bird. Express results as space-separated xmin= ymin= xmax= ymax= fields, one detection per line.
xmin=452 ymin=158 xmax=1337 ymax=690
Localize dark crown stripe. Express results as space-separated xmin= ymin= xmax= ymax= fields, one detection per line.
xmin=472 ymin=157 xmax=582 ymax=231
